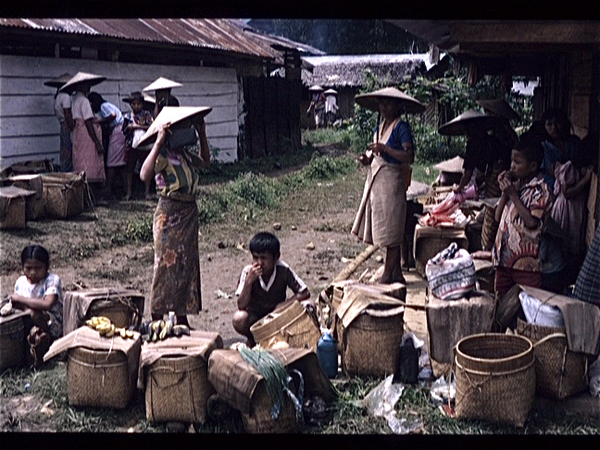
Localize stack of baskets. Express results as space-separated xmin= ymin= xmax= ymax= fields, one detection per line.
xmin=7 ymin=174 xmax=45 ymax=220
xmin=454 ymin=333 xmax=536 ymax=427
xmin=516 ymin=318 xmax=588 ymax=399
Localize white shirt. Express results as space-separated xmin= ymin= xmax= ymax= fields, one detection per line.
xmin=54 ymin=92 xmax=72 ymax=124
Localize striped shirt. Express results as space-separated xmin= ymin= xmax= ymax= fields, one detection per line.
xmin=235 ymin=260 xmax=308 ymax=317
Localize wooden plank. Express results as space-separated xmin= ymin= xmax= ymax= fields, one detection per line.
xmin=288 ymin=79 xmax=302 ymax=150
xmin=276 ymin=77 xmax=291 ymax=154
xmin=0 ymin=116 xmax=59 ymax=137
xmin=264 ymin=77 xmax=278 ymax=156
xmin=247 ymin=76 xmax=265 ymax=158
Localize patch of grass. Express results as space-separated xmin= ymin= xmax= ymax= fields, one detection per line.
xmin=302 ymin=128 xmax=353 ymax=148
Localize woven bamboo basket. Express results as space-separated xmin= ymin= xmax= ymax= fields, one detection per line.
xmin=516 ymin=318 xmax=588 ymax=400
xmin=41 ymin=173 xmax=84 ymax=219
xmin=454 ymin=333 xmax=535 ymax=427
xmin=0 ymin=194 xmax=27 ymax=229
xmin=242 ymin=380 xmax=299 ymax=434
xmin=67 ymin=346 xmax=133 ymax=408
xmin=8 ymin=175 xmax=45 ymax=220
xmin=87 ymin=301 xmax=136 ymax=330
xmin=145 ymin=354 xmax=214 ymax=424
xmin=251 ymin=301 xmax=321 ymax=352
xmin=413 ymin=227 xmax=469 ymax=277
xmin=340 ymin=305 xmax=405 ymax=377
xmin=0 ymin=315 xmax=26 ymax=372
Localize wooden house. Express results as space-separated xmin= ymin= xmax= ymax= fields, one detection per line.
xmin=299 ymin=54 xmax=432 ymax=128
xmin=0 ymin=19 xmax=323 ymax=168
xmin=391 ymin=19 xmax=600 ymax=226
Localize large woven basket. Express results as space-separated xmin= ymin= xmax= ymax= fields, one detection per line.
xmin=8 ymin=174 xmax=45 ymax=220
xmin=413 ymin=227 xmax=469 ymax=277
xmin=145 ymin=354 xmax=214 ymax=424
xmin=340 ymin=305 xmax=405 ymax=377
xmin=251 ymin=301 xmax=321 ymax=352
xmin=87 ymin=301 xmax=137 ymax=330
xmin=241 ymin=381 xmax=299 ymax=434
xmin=0 ymin=193 xmax=27 ymax=229
xmin=67 ymin=346 xmax=133 ymax=408
xmin=516 ymin=318 xmax=588 ymax=400
xmin=454 ymin=333 xmax=535 ymax=427
xmin=0 ymin=315 xmax=26 ymax=372
xmin=41 ymin=173 xmax=84 ymax=219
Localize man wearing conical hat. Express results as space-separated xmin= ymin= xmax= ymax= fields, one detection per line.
xmin=44 ymin=74 xmax=74 ymax=172
xmin=139 ymin=106 xmax=212 ymax=328
xmin=324 ymin=89 xmax=338 ymax=128
xmin=143 ymin=77 xmax=182 ymax=118
xmin=307 ymin=85 xmax=326 ymax=129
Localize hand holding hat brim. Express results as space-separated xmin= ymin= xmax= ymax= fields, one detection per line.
xmin=134 ymin=106 xmax=212 ymax=148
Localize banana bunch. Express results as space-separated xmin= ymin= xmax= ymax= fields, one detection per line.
xmin=141 ymin=319 xmax=190 ymax=342
xmin=86 ymin=316 xmax=135 ymax=339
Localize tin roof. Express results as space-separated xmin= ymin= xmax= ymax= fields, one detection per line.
xmin=0 ymin=18 xmax=325 ymax=62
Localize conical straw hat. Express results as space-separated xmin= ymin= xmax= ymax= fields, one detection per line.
xmin=309 ymin=85 xmax=324 ymax=91
xmin=123 ymin=91 xmax=155 ymax=104
xmin=324 ymin=89 xmax=338 ymax=95
xmin=476 ymin=99 xmax=520 ymax=122
xmin=142 ymin=77 xmax=183 ymax=92
xmin=354 ymin=87 xmax=425 ymax=114
xmin=44 ymin=73 xmax=72 ymax=88
xmin=433 ymin=156 xmax=464 ymax=173
xmin=59 ymin=72 xmax=106 ymax=93
xmin=134 ymin=106 xmax=212 ymax=148
xmin=438 ymin=109 xmax=502 ymax=136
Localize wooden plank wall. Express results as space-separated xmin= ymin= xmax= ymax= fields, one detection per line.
xmin=241 ymin=76 xmax=301 ymax=159
xmin=0 ymin=54 xmax=239 ymax=168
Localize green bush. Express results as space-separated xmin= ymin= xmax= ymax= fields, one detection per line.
xmin=229 ymin=172 xmax=279 ymax=208
xmin=124 ymin=218 xmax=153 ymax=243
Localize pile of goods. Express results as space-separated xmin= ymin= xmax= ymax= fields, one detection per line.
xmin=419 ymin=186 xmax=476 ymax=229
xmin=86 ymin=316 xmax=135 ymax=339
xmin=139 ymin=317 xmax=190 ymax=342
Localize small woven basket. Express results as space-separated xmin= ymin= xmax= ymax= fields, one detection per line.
xmin=454 ymin=333 xmax=536 ymax=427
xmin=88 ymin=301 xmax=135 ymax=330
xmin=340 ymin=305 xmax=405 ymax=377
xmin=251 ymin=301 xmax=321 ymax=352
xmin=67 ymin=346 xmax=133 ymax=408
xmin=145 ymin=354 xmax=214 ymax=424
xmin=241 ymin=380 xmax=299 ymax=434
xmin=0 ymin=316 xmax=26 ymax=371
xmin=516 ymin=318 xmax=588 ymax=399
xmin=41 ymin=173 xmax=84 ymax=219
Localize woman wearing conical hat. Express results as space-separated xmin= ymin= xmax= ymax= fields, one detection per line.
xmin=351 ymin=87 xmax=425 ymax=284
xmin=143 ymin=77 xmax=182 ymax=118
xmin=139 ymin=106 xmax=212 ymax=328
xmin=60 ymin=72 xmax=107 ymax=188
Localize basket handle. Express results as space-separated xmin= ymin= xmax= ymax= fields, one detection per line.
xmin=532 ymin=332 xmax=567 ymax=348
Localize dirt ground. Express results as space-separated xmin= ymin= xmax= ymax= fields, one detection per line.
xmin=0 ymin=162 xmax=429 ymax=349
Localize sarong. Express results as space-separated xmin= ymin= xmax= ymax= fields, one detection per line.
xmin=59 ymin=123 xmax=73 ymax=172
xmin=106 ymin=125 xmax=127 ymax=168
xmin=351 ymin=155 xmax=407 ymax=248
xmin=72 ymin=119 xmax=105 ymax=182
xmin=151 ymin=196 xmax=202 ymax=316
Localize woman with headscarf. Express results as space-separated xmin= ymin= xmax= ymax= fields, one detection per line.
xmin=139 ymin=106 xmax=212 ymax=328
xmin=59 ymin=72 xmax=106 ymax=192
xmin=352 ymin=87 xmax=425 ymax=284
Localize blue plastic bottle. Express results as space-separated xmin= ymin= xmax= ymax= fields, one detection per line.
xmin=317 ymin=331 xmax=338 ymax=378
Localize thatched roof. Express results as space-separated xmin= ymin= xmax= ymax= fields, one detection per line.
xmin=301 ymin=54 xmax=431 ymax=88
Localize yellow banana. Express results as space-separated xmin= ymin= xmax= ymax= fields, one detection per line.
xmin=104 ymin=324 xmax=115 ymax=338
xmin=125 ymin=330 xmax=134 ymax=339
xmin=119 ymin=328 xmax=127 ymax=339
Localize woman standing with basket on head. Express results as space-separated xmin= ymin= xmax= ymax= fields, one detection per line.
xmin=138 ymin=106 xmax=212 ymax=328
xmin=352 ymin=87 xmax=425 ymax=284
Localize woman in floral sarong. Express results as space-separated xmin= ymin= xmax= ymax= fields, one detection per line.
xmin=139 ymin=106 xmax=211 ymax=327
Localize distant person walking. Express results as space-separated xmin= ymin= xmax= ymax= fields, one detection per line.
xmin=324 ymin=89 xmax=339 ymax=127
xmin=307 ymin=85 xmax=326 ymax=129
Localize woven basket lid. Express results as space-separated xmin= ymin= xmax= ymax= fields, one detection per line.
xmin=143 ymin=77 xmax=183 ymax=92
xmin=43 ymin=73 xmax=72 ymax=88
xmin=438 ymin=109 xmax=502 ymax=136
xmin=59 ymin=72 xmax=106 ymax=93
xmin=134 ymin=106 xmax=212 ymax=148
xmin=355 ymin=87 xmax=425 ymax=114
xmin=476 ymin=99 xmax=520 ymax=122
xmin=434 ymin=156 xmax=464 ymax=173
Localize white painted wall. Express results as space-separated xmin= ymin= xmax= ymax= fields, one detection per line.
xmin=0 ymin=55 xmax=239 ymax=168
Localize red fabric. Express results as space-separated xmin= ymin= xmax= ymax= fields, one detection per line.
xmin=494 ymin=266 xmax=542 ymax=300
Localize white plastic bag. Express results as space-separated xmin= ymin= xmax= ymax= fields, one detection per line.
xmin=518 ymin=291 xmax=565 ymax=327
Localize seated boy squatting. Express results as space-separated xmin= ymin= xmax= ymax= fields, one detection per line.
xmin=232 ymin=232 xmax=314 ymax=346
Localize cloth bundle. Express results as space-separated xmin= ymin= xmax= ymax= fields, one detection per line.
xmin=426 ymin=242 xmax=476 ymax=300
xmin=419 ymin=185 xmax=476 ymax=228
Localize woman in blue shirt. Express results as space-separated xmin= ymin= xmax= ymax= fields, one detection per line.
xmin=352 ymin=87 xmax=424 ymax=284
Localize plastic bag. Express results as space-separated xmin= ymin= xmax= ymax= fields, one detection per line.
xmin=519 ymin=291 xmax=565 ymax=327
xmin=429 ymin=374 xmax=455 ymax=406
xmin=426 ymin=243 xmax=476 ymax=300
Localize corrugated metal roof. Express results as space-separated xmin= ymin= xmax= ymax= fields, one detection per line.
xmin=0 ymin=18 xmax=324 ymax=61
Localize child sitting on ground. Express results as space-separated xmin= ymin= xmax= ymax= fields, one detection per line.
xmin=492 ymin=139 xmax=554 ymax=299
xmin=233 ymin=232 xmax=313 ymax=346
xmin=8 ymin=245 xmax=64 ymax=367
